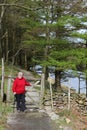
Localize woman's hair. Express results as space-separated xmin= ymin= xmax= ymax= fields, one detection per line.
xmin=18 ymin=72 xmax=23 ymax=78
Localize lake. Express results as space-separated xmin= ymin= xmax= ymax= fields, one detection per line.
xmin=34 ymin=65 xmax=86 ymax=94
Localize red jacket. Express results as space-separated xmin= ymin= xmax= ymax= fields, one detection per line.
xmin=12 ymin=77 xmax=31 ymax=94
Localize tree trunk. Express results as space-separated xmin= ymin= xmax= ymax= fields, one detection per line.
xmin=55 ymin=69 xmax=61 ymax=92
xmin=43 ymin=45 xmax=49 ymax=80
xmin=24 ymin=51 xmax=27 ymax=69
xmin=43 ymin=5 xmax=50 ymax=80
xmin=86 ymin=76 xmax=87 ymax=98
xmin=0 ymin=4 xmax=6 ymax=58
xmin=78 ymin=75 xmax=80 ymax=94
xmin=86 ymin=40 xmax=87 ymax=98
xmin=6 ymin=30 xmax=8 ymax=63
xmin=1 ymin=58 xmax=4 ymax=99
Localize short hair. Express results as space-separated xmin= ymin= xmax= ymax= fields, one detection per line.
xmin=18 ymin=72 xmax=23 ymax=76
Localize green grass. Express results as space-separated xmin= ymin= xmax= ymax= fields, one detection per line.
xmin=56 ymin=109 xmax=77 ymax=130
xmin=0 ymin=64 xmax=18 ymax=130
xmin=58 ymin=109 xmax=71 ymax=117
xmin=0 ymin=100 xmax=13 ymax=130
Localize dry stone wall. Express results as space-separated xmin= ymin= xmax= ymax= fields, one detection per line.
xmin=44 ymin=92 xmax=87 ymax=115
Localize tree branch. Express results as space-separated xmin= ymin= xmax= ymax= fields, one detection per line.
xmin=0 ymin=4 xmax=42 ymax=11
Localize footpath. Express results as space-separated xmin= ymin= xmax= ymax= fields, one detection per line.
xmin=6 ymin=90 xmax=59 ymax=130
xmin=6 ymin=69 xmax=59 ymax=130
xmin=6 ymin=69 xmax=73 ymax=130
xmin=6 ymin=111 xmax=59 ymax=130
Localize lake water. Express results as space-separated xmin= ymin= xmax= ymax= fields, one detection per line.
xmin=49 ymin=73 xmax=86 ymax=94
xmin=62 ymin=77 xmax=86 ymax=94
xmin=34 ymin=65 xmax=86 ymax=94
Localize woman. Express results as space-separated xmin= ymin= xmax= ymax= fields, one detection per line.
xmin=12 ymin=72 xmax=31 ymax=112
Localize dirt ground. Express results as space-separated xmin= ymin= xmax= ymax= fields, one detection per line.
xmin=71 ymin=108 xmax=87 ymax=130
xmin=58 ymin=104 xmax=87 ymax=130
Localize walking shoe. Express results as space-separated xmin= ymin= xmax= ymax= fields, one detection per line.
xmin=24 ymin=109 xmax=28 ymax=113
xmin=17 ymin=110 xmax=20 ymax=113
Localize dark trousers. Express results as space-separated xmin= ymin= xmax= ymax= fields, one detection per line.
xmin=15 ymin=93 xmax=26 ymax=111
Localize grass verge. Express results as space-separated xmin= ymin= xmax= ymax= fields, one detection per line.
xmin=0 ymin=99 xmax=13 ymax=130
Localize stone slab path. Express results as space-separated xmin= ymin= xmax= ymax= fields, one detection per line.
xmin=6 ymin=112 xmax=59 ymax=130
xmin=6 ymin=69 xmax=59 ymax=130
xmin=6 ymin=69 xmax=72 ymax=130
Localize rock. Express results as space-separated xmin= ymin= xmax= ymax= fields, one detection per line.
xmin=59 ymin=126 xmax=63 ymax=129
xmin=63 ymin=127 xmax=72 ymax=130
xmin=78 ymin=100 xmax=83 ymax=104
xmin=65 ymin=118 xmax=71 ymax=124
xmin=48 ymin=112 xmax=59 ymax=120
xmin=84 ymin=102 xmax=87 ymax=106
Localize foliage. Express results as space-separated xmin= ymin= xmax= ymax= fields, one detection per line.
xmin=0 ymin=100 xmax=13 ymax=130
xmin=0 ymin=0 xmax=87 ymax=91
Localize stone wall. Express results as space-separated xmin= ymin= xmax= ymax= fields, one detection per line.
xmin=44 ymin=92 xmax=87 ymax=115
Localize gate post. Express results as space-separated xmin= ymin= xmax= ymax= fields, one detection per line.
xmin=7 ymin=75 xmax=11 ymax=102
xmin=40 ymin=73 xmax=45 ymax=108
